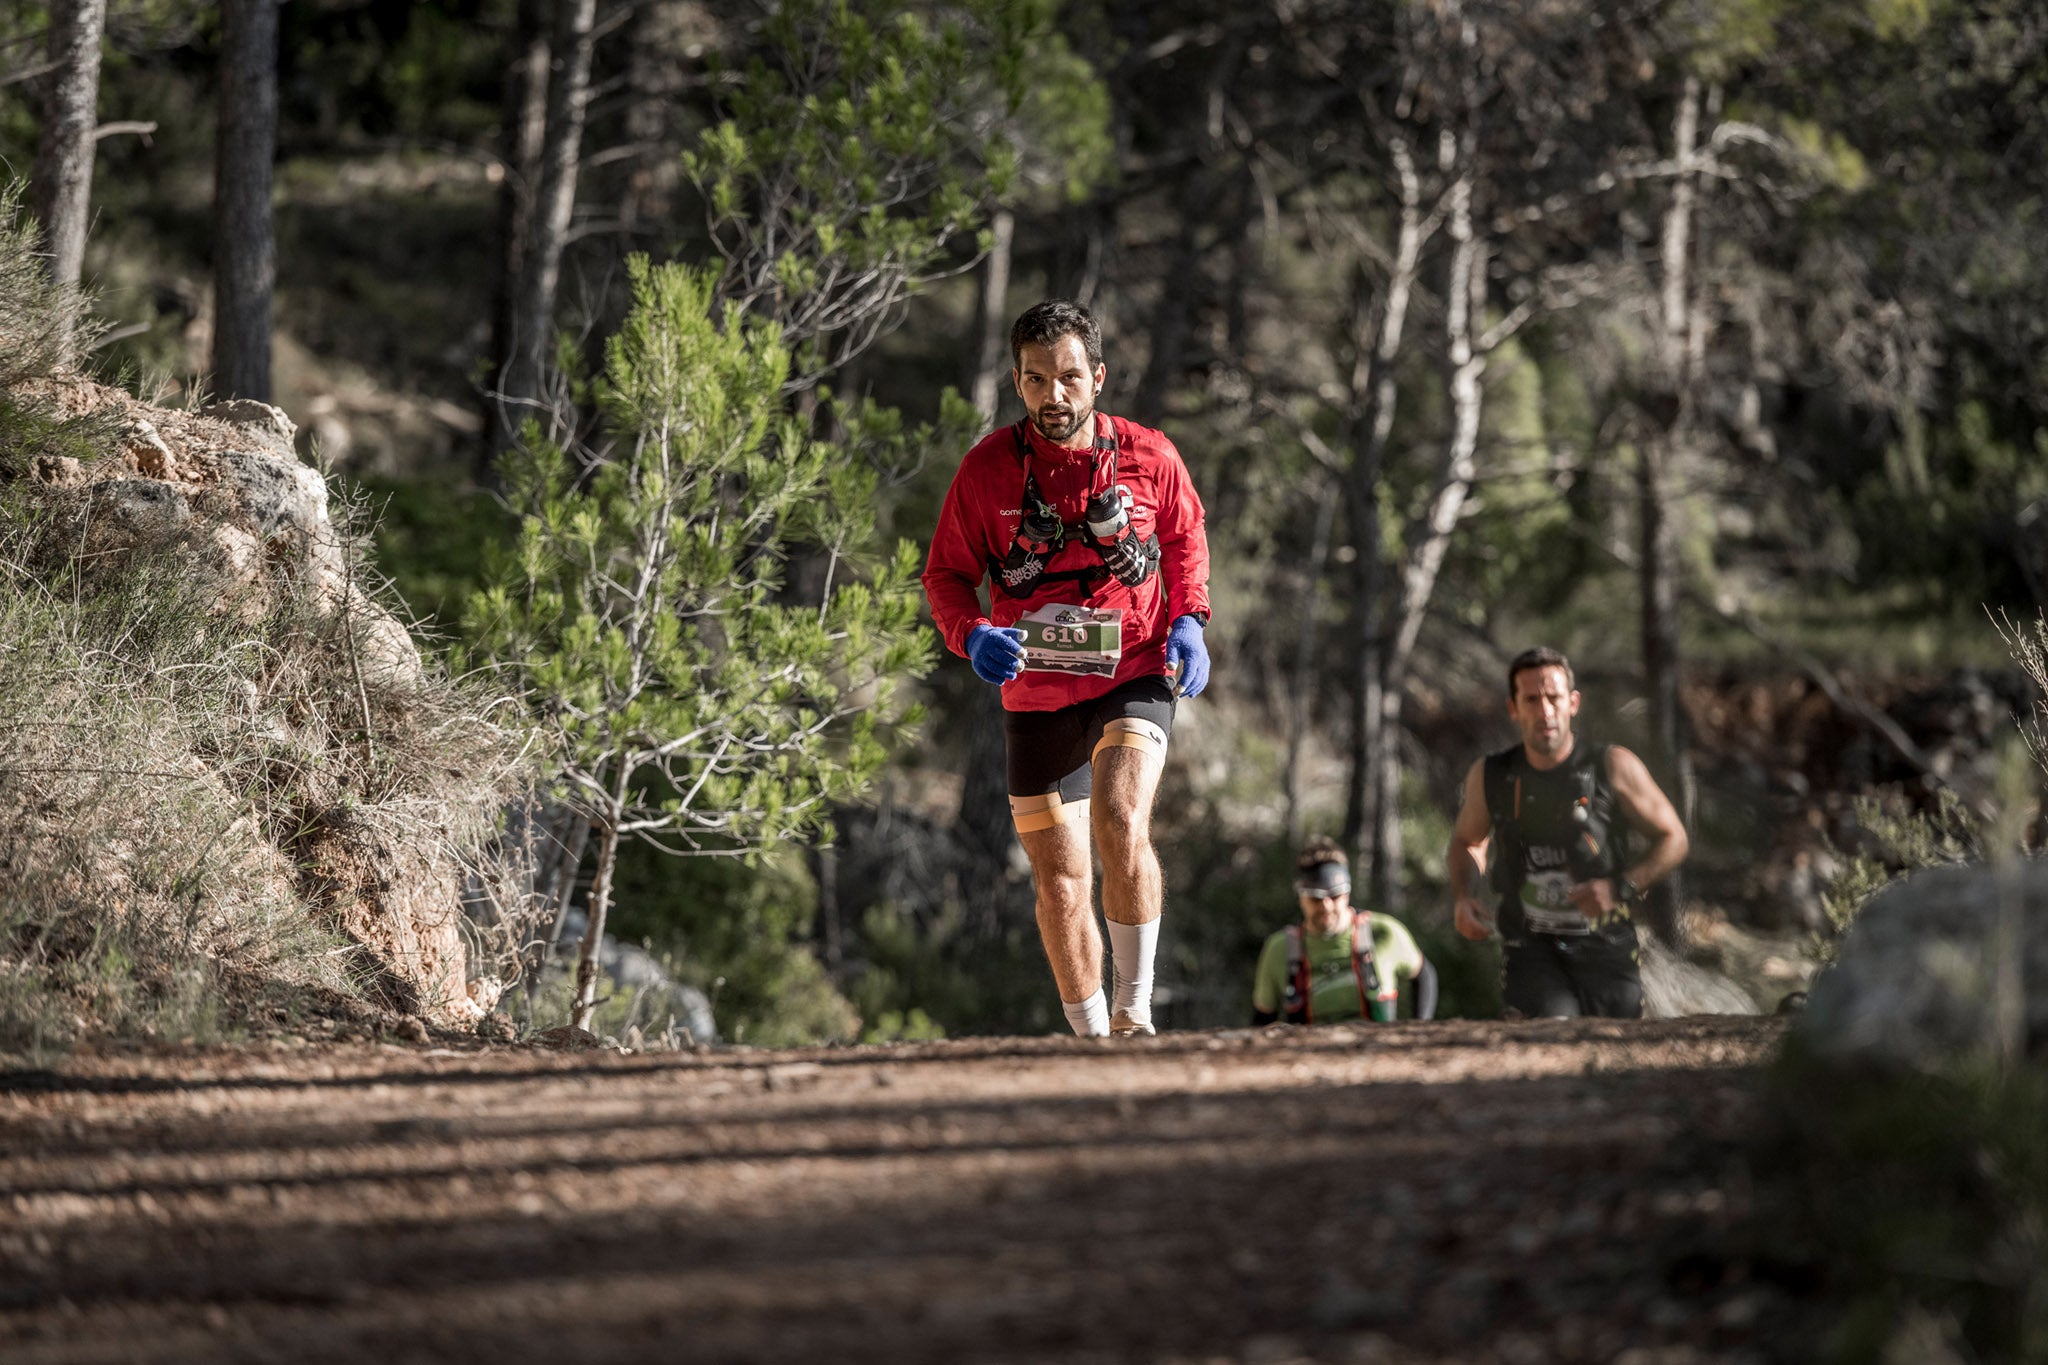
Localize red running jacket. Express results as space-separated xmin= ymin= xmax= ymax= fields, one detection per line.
xmin=922 ymin=412 xmax=1211 ymax=712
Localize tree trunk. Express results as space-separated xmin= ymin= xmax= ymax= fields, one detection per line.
xmin=30 ymin=0 xmax=105 ymax=312
xmin=1062 ymin=198 xmax=1109 ymax=308
xmin=968 ymin=206 xmax=1015 ymax=422
xmin=498 ymin=0 xmax=599 ymax=450
xmin=1375 ymin=162 xmax=1487 ymax=912
xmin=813 ymin=843 xmax=842 ymax=968
xmin=1339 ymin=270 xmax=1385 ymax=862
xmin=211 ymin=0 xmax=278 ymax=402
xmin=1640 ymin=73 xmax=1702 ymax=939
xmin=619 ymin=0 xmax=682 ymax=236
xmin=1340 ymin=134 xmax=1425 ymax=886
xmin=1132 ymin=205 xmax=1198 ymax=426
xmin=516 ymin=798 xmax=589 ymax=1007
xmin=568 ymin=818 xmax=617 ymax=1032
xmin=571 ymin=767 xmax=629 ymax=1032
xmin=483 ymin=0 xmax=553 ymax=467
xmin=1283 ymin=483 xmax=1337 ymax=842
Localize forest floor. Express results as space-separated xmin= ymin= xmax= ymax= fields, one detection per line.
xmin=1 ymin=1016 xmax=1831 ymax=1364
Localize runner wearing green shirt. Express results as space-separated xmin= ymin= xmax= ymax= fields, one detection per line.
xmin=1251 ymin=838 xmax=1438 ymax=1025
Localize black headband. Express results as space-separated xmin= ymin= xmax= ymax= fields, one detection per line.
xmin=1294 ymin=860 xmax=1351 ymax=898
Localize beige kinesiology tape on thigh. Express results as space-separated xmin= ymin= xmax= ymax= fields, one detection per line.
xmin=1092 ymin=716 xmax=1167 ymax=764
xmin=1010 ymin=790 xmax=1091 ymax=835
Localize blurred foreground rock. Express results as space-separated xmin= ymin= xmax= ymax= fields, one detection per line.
xmin=1798 ymin=860 xmax=2048 ymax=1069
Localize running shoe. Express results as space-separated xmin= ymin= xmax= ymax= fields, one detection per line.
xmin=1109 ymin=1009 xmax=1155 ymax=1037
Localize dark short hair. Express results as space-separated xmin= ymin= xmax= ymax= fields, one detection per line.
xmin=1506 ymin=646 xmax=1574 ymax=696
xmin=1293 ymin=836 xmax=1350 ymax=896
xmin=1010 ymin=299 xmax=1102 ymax=371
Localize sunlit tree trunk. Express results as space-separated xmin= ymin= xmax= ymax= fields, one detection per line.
xmin=1640 ymin=73 xmax=1703 ymax=940
xmin=1343 ymin=132 xmax=1427 ymax=902
xmin=212 ymin=0 xmax=278 ymax=401
xmin=956 ymin=211 xmax=1016 ymax=903
xmin=1375 ymin=150 xmax=1487 ymax=913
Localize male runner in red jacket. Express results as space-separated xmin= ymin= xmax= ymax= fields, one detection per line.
xmin=923 ymin=300 xmax=1212 ymax=1037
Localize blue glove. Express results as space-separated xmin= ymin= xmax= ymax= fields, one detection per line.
xmin=1165 ymin=614 xmax=1209 ymax=697
xmin=966 ymin=622 xmax=1026 ymax=685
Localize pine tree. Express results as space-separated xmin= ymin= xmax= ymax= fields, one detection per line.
xmin=468 ymin=259 xmax=932 ymax=1032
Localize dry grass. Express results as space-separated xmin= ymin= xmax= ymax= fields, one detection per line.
xmin=0 ymin=486 xmax=535 ymax=1063
xmin=1994 ymin=608 xmax=2048 ymax=782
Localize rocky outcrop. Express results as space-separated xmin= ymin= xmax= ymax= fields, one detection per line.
xmin=19 ymin=376 xmax=505 ymax=1028
xmin=1797 ymin=860 xmax=2048 ymax=1070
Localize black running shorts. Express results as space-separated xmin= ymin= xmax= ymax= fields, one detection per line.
xmin=1499 ymin=905 xmax=1644 ymax=1019
xmin=1003 ymin=676 xmax=1177 ymax=801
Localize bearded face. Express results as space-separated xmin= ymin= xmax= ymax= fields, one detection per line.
xmin=1013 ymin=334 xmax=1104 ymax=448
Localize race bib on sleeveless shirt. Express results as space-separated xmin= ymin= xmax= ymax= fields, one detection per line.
xmin=1018 ymin=604 xmax=1123 ymax=677
xmin=1523 ymin=869 xmax=1590 ymax=935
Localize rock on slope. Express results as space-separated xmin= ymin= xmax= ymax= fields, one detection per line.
xmin=18 ymin=375 xmax=519 ymax=1028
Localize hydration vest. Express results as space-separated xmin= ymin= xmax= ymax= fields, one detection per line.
xmin=987 ymin=418 xmax=1158 ymax=599
xmin=1281 ymin=911 xmax=1383 ymax=1024
xmin=1482 ymin=740 xmax=1627 ymax=900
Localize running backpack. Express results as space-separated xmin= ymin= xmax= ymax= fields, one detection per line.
xmin=1482 ymin=741 xmax=1625 ymax=898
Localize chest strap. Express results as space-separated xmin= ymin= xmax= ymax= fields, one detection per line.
xmin=987 ymin=419 xmax=1123 ymax=599
xmin=1282 ymin=913 xmax=1383 ymax=1024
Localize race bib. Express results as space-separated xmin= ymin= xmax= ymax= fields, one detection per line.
xmin=1523 ymin=870 xmax=1590 ymax=935
xmin=1019 ymin=604 xmax=1123 ymax=677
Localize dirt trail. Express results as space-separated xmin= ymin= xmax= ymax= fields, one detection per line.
xmin=1 ymin=1017 xmax=1814 ymax=1364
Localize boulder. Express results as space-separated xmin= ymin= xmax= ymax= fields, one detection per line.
xmin=1797 ymin=860 xmax=2048 ymax=1070
xmin=214 ymin=447 xmax=343 ymax=577
xmin=197 ymin=398 xmax=299 ymax=459
xmin=86 ymin=478 xmax=193 ymax=553
xmin=1640 ymin=935 xmax=1760 ymax=1017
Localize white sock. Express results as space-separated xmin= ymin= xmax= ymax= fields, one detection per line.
xmin=1106 ymin=918 xmax=1159 ymax=1023
xmin=1062 ymin=988 xmax=1110 ymax=1037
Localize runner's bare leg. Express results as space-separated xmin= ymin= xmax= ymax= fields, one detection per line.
xmin=1095 ymin=744 xmax=1164 ymax=1030
xmin=1094 ymin=746 xmax=1163 ymax=928
xmin=1020 ymin=819 xmax=1100 ymax=1003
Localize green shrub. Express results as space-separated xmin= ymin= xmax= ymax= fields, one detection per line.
xmin=606 ymin=842 xmax=863 ymax=1046
xmin=845 ymin=898 xmax=1054 ymax=1038
xmin=1819 ymin=787 xmax=1986 ymax=949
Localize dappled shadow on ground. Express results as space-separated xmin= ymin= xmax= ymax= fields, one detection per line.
xmin=0 ymin=1018 xmax=1815 ymax=1364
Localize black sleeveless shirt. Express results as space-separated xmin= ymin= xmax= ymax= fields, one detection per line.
xmin=1483 ymin=739 xmax=1630 ymax=935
